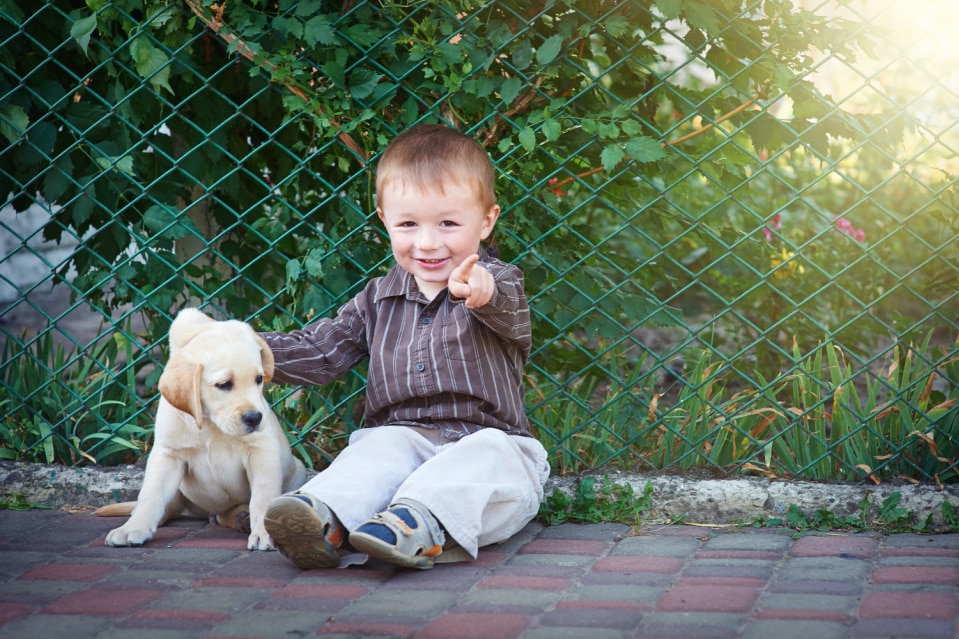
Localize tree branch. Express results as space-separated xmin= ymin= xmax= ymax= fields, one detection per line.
xmin=182 ymin=0 xmax=367 ymax=162
xmin=549 ymin=95 xmax=760 ymax=190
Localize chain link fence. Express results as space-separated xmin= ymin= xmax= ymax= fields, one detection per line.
xmin=2 ymin=0 xmax=957 ymax=482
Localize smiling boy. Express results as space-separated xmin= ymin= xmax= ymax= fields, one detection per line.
xmin=259 ymin=124 xmax=549 ymax=570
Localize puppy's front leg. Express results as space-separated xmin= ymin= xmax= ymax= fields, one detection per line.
xmin=245 ymin=455 xmax=285 ymax=551
xmin=105 ymin=450 xmax=185 ymax=547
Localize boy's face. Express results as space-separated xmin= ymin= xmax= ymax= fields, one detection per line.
xmin=377 ymin=179 xmax=499 ymax=299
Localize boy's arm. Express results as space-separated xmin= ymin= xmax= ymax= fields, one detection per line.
xmin=259 ymin=296 xmax=369 ymax=387
xmin=449 ymin=255 xmax=531 ymax=347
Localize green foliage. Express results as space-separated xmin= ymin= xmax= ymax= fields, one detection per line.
xmin=1 ymin=1 xmax=956 ymax=478
xmin=0 ymin=495 xmax=52 ymax=511
xmin=538 ymin=476 xmax=653 ymax=526
xmin=535 ymin=331 xmax=959 ymax=483
xmin=0 ymin=331 xmax=152 ymax=466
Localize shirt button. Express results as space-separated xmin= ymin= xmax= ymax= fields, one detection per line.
xmin=421 ymin=317 xmax=431 ymax=325
xmin=416 ymin=363 xmax=425 ymax=372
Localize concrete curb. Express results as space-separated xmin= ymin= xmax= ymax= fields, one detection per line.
xmin=2 ymin=460 xmax=957 ymax=527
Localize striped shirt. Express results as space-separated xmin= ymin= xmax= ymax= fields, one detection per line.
xmin=260 ymin=251 xmax=533 ymax=439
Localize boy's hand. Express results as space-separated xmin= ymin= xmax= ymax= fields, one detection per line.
xmin=448 ymin=254 xmax=495 ymax=308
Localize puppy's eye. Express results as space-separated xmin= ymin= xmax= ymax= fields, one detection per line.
xmin=255 ymin=375 xmax=264 ymax=385
xmin=215 ymin=381 xmax=233 ymax=391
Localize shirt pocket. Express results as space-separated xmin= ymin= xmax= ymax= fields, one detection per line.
xmin=440 ymin=308 xmax=479 ymax=363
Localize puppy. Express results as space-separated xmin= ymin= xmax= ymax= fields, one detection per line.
xmin=96 ymin=308 xmax=307 ymax=550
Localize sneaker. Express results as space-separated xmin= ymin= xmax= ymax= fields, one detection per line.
xmin=264 ymin=494 xmax=345 ymax=569
xmin=349 ymin=499 xmax=445 ymax=570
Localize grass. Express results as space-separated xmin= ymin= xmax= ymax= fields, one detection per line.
xmin=530 ymin=331 xmax=959 ymax=483
xmin=1 ymin=322 xmax=957 ymax=486
xmin=0 ymin=329 xmax=152 ymax=466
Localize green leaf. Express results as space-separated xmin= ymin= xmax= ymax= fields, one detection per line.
xmin=600 ymin=144 xmax=624 ymax=173
xmin=536 ymin=34 xmax=564 ymax=67
xmin=143 ymin=205 xmax=189 ymax=239
xmin=605 ymin=14 xmax=630 ymax=38
xmin=500 ymin=76 xmax=523 ymax=105
xmin=129 ymin=36 xmax=173 ymax=95
xmin=285 ymin=259 xmax=302 ymax=289
xmin=542 ymin=118 xmax=561 ymax=141
xmin=519 ymin=126 xmax=536 ymax=151
xmin=0 ymin=0 xmax=24 ymax=25
xmin=303 ymin=15 xmax=335 ymax=46
xmin=512 ymin=39 xmax=533 ymax=70
xmin=0 ymin=104 xmax=28 ymax=144
xmin=70 ymin=13 xmax=97 ymax=55
xmin=655 ymin=0 xmax=682 ymax=19
xmin=685 ymin=3 xmax=721 ymax=35
xmin=625 ymin=136 xmax=667 ymax=163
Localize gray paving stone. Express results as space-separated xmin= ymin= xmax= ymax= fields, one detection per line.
xmin=740 ymin=619 xmax=848 ymax=639
xmin=609 ymin=535 xmax=702 ymax=556
xmin=777 ymin=556 xmax=872 ymax=582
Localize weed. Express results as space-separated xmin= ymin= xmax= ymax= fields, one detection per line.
xmin=737 ymin=491 xmax=957 ymax=535
xmin=538 ymin=476 xmax=653 ymax=526
xmin=0 ymin=495 xmax=52 ymax=511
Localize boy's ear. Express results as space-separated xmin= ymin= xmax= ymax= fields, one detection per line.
xmin=480 ymin=204 xmax=500 ymax=240
xmin=376 ymin=207 xmax=386 ymax=224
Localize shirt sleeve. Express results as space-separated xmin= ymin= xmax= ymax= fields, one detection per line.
xmin=458 ymin=257 xmax=532 ymax=353
xmin=259 ymin=291 xmax=372 ymax=387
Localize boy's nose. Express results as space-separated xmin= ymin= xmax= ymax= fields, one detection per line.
xmin=415 ymin=228 xmax=440 ymax=250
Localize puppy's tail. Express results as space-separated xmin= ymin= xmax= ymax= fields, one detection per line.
xmin=93 ymin=502 xmax=137 ymax=517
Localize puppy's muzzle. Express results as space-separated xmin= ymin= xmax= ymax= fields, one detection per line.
xmin=241 ymin=410 xmax=263 ymax=433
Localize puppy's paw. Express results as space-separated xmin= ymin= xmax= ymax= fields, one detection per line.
xmin=105 ymin=526 xmax=154 ymax=547
xmin=247 ymin=528 xmax=275 ymax=551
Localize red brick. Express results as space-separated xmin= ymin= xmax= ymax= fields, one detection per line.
xmin=17 ymin=563 xmax=115 ymax=582
xmin=192 ymin=577 xmax=284 ymax=589
xmin=593 ymin=556 xmax=683 ymax=573
xmin=174 ymin=537 xmax=247 ymax=550
xmin=416 ymin=612 xmax=529 ymax=639
xmin=859 ymin=591 xmax=958 ymax=619
xmin=871 ymin=566 xmax=959 ymax=585
xmin=41 ymin=587 xmax=164 ymax=616
xmin=272 ymin=584 xmax=368 ymax=599
xmin=477 ymin=575 xmax=572 ymax=591
xmin=316 ymin=622 xmax=414 ymax=637
xmin=695 ymin=550 xmax=782 ymax=561
xmin=0 ymin=603 xmax=34 ymax=625
xmin=880 ymin=548 xmax=959 ymax=558
xmin=519 ymin=539 xmax=609 ymax=556
xmin=470 ymin=551 xmax=506 ymax=568
xmin=657 ymin=584 xmax=759 ymax=613
xmin=676 ymin=577 xmax=765 ymax=588
xmin=789 ymin=535 xmax=878 ymax=559
xmin=131 ymin=609 xmax=230 ymax=623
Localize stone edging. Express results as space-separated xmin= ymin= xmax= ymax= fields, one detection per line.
xmin=2 ymin=461 xmax=957 ymax=527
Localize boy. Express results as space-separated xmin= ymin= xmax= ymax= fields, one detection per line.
xmin=260 ymin=124 xmax=550 ymax=570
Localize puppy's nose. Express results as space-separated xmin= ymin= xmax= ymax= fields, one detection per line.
xmin=241 ymin=411 xmax=263 ymax=433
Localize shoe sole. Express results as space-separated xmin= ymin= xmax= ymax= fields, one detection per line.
xmin=350 ymin=528 xmax=441 ymax=570
xmin=264 ymin=496 xmax=341 ymax=569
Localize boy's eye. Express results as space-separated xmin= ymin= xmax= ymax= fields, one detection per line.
xmin=440 ymin=220 xmax=459 ymax=227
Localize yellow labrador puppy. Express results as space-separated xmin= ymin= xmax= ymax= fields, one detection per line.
xmin=96 ymin=308 xmax=307 ymax=550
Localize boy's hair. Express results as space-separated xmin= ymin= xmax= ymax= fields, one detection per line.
xmin=376 ymin=124 xmax=497 ymax=211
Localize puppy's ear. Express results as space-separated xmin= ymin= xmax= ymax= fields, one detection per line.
xmin=255 ymin=334 xmax=275 ymax=384
xmin=158 ymin=354 xmax=205 ymax=427
xmin=169 ymin=308 xmax=215 ymax=354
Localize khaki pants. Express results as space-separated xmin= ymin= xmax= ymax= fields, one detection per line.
xmin=297 ymin=425 xmax=550 ymax=560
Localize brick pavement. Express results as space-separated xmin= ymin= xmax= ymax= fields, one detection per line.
xmin=0 ymin=509 xmax=957 ymax=638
